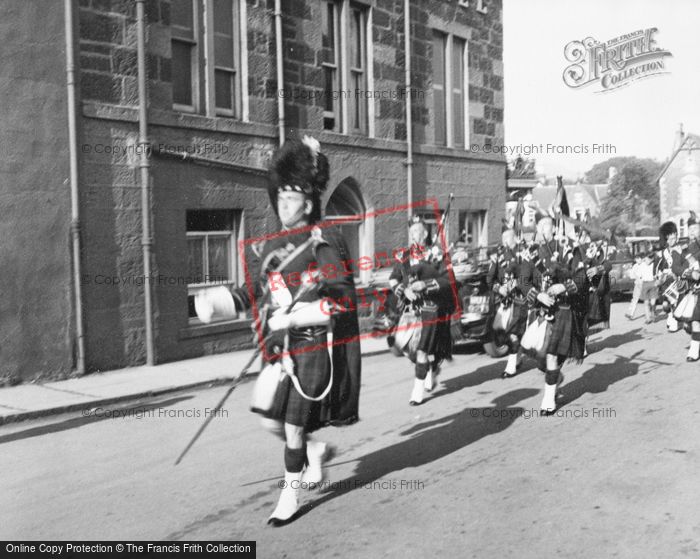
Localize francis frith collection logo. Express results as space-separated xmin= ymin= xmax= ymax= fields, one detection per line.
xmin=563 ymin=28 xmax=672 ymax=92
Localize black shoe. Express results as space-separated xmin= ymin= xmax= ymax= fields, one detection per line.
xmin=268 ymin=514 xmax=298 ymax=527
xmin=501 ymin=371 xmax=517 ymax=379
xmin=687 ymin=356 xmax=700 ymax=362
xmin=540 ymin=409 xmax=556 ymax=416
xmin=409 ymin=400 xmax=423 ymax=406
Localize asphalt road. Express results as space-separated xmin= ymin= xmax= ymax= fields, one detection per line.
xmin=2 ymin=303 xmax=699 ymax=558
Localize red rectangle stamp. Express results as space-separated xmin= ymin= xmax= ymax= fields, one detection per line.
xmin=239 ymin=198 xmax=462 ymax=361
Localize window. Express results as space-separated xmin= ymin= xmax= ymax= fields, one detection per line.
xmin=452 ymin=37 xmax=466 ymax=148
xmin=432 ymin=31 xmax=447 ymax=146
xmin=476 ymin=0 xmax=488 ymax=14
xmin=186 ymin=210 xmax=244 ymax=323
xmin=349 ymin=5 xmax=368 ymax=133
xmin=321 ymin=1 xmax=370 ymax=135
xmin=432 ymin=31 xmax=467 ymax=148
xmin=171 ymin=0 xmax=246 ymax=118
xmin=321 ymin=1 xmax=341 ymax=131
xmin=172 ymin=0 xmax=198 ymax=110
xmin=415 ymin=210 xmax=448 ymax=247
xmin=213 ymin=0 xmax=241 ymax=116
xmin=459 ymin=210 xmax=488 ymax=254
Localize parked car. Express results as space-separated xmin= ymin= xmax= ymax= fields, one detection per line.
xmin=608 ymin=248 xmax=635 ymax=297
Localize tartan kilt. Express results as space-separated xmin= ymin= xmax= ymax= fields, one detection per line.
xmin=588 ymin=290 xmax=611 ymax=326
xmin=256 ymin=325 xmax=331 ymax=433
xmin=545 ymin=305 xmax=573 ymax=357
xmin=505 ymin=297 xmax=529 ymax=338
xmin=416 ymin=304 xmax=452 ymax=361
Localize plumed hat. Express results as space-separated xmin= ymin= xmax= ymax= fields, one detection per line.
xmin=268 ymin=135 xmax=330 ymax=224
xmin=659 ymin=221 xmax=678 ymax=239
xmin=688 ymin=211 xmax=698 ymax=227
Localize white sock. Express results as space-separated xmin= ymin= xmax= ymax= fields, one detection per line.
xmin=688 ymin=340 xmax=700 ymax=360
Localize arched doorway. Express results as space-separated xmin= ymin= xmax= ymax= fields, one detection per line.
xmin=325 ymin=177 xmax=373 ymax=284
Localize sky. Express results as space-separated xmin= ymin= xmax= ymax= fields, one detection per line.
xmin=503 ymin=0 xmax=700 ymax=180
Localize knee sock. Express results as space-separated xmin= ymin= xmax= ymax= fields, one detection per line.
xmin=284 ymin=445 xmax=307 ymax=473
xmin=545 ymin=367 xmax=560 ymax=386
xmin=415 ymin=361 xmax=429 ymax=380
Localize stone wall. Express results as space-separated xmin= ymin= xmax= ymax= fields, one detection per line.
xmin=0 ymin=1 xmax=74 ymax=384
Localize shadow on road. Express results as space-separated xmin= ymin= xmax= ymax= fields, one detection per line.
xmin=557 ymin=354 xmax=640 ymax=409
xmin=0 ymin=395 xmax=193 ymax=445
xmin=589 ymin=328 xmax=644 ymax=352
xmin=430 ymin=358 xmax=539 ymax=399
xmin=296 ymin=387 xmax=539 ymax=520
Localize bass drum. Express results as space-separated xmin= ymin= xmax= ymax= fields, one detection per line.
xmin=393 ymin=309 xmax=421 ymax=361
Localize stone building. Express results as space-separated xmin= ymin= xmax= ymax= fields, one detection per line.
xmin=0 ymin=0 xmax=505 ymax=383
xmin=658 ymin=126 xmax=700 ymax=238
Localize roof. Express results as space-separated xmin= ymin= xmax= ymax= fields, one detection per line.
xmin=529 ymin=183 xmax=608 ymax=213
xmin=656 ymin=132 xmax=700 ymax=183
xmin=507 ymin=178 xmax=538 ymax=190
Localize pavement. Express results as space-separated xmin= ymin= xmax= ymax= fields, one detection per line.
xmin=0 ymin=334 xmax=392 ymax=425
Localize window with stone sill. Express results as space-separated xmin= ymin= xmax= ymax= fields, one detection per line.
xmin=321 ymin=0 xmax=371 ymax=135
xmin=186 ymin=209 xmax=247 ymax=325
xmin=172 ymin=0 xmax=246 ymax=119
xmin=459 ymin=210 xmax=488 ymax=257
xmin=432 ymin=31 xmax=468 ymax=149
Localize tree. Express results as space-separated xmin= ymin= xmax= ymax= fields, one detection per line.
xmin=597 ymin=158 xmax=664 ymax=235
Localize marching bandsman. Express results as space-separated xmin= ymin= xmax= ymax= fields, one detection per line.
xmin=583 ymin=237 xmax=613 ymax=334
xmin=656 ymin=221 xmax=684 ymax=332
xmin=489 ymin=229 xmax=531 ymax=378
xmin=389 ymin=215 xmax=454 ymax=405
xmin=245 ymin=136 xmax=360 ymax=525
xmin=526 ymin=216 xmax=583 ymax=415
xmin=674 ymin=214 xmax=700 ymax=361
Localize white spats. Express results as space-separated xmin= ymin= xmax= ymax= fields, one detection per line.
xmin=540 ymin=383 xmax=557 ymax=414
xmin=268 ymin=470 xmax=302 ymax=526
xmin=424 ymin=370 xmax=434 ymax=392
xmin=688 ymin=340 xmax=700 ymax=361
xmin=301 ymin=441 xmax=328 ymax=485
xmin=504 ymin=353 xmax=518 ymax=375
xmin=409 ymin=378 xmax=424 ymax=406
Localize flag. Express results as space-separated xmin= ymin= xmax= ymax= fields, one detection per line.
xmin=514 ymin=197 xmax=525 ymax=237
xmin=549 ymin=176 xmax=570 ymax=218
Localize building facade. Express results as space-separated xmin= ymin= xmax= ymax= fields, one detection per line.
xmin=1 ymin=0 xmax=505 ymax=383
xmin=659 ymin=132 xmax=700 ymax=238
